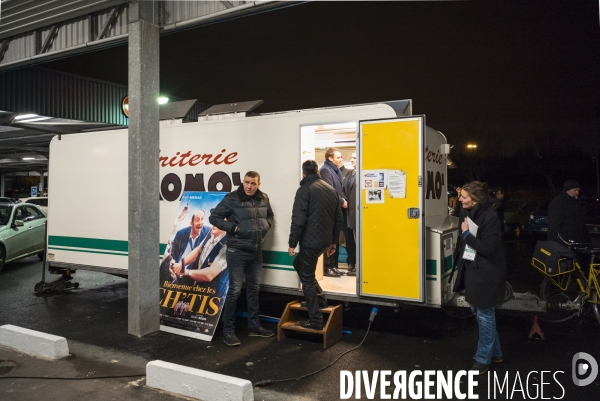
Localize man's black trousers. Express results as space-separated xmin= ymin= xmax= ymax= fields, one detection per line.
xmin=293 ymin=247 xmax=327 ymax=323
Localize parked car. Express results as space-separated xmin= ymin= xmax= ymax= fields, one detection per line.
xmin=503 ymin=200 xmax=538 ymax=238
xmin=528 ymin=200 xmax=550 ymax=238
xmin=583 ymin=197 xmax=600 ymax=247
xmin=528 ymin=197 xmax=600 ymax=243
xmin=0 ymin=202 xmax=47 ymax=272
xmin=0 ymin=197 xmax=21 ymax=203
xmin=20 ymin=196 xmax=48 ymax=212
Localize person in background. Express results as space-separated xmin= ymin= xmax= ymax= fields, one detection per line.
xmin=319 ymin=147 xmax=346 ymax=277
xmin=210 ymin=171 xmax=275 ymax=346
xmin=288 ymin=160 xmax=343 ymax=329
xmin=452 ymin=181 xmax=506 ymax=375
xmin=494 ymin=188 xmax=508 ymax=227
xmin=343 ymin=152 xmax=357 ymax=276
xmin=548 ymin=180 xmax=590 ymax=244
xmin=448 ymin=194 xmax=457 ymax=216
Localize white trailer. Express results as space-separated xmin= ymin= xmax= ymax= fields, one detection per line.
xmin=46 ymin=100 xmax=460 ymax=308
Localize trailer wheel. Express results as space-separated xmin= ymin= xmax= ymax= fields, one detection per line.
xmin=503 ymin=281 xmax=514 ymax=303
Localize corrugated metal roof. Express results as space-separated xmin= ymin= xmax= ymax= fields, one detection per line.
xmin=0 ymin=67 xmax=128 ymax=125
xmin=0 ymin=1 xmax=289 ymax=69
xmin=0 ymin=0 xmax=127 ymax=39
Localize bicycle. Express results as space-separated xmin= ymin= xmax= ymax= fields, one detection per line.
xmin=531 ymin=236 xmax=600 ymax=324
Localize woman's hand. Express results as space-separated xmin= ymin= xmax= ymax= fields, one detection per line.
xmin=461 ymin=219 xmax=469 ymax=233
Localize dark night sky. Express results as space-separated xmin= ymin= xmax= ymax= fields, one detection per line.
xmin=42 ymin=0 xmax=600 ymax=155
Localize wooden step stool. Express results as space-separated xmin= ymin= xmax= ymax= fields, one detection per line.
xmin=277 ymin=300 xmax=343 ymax=349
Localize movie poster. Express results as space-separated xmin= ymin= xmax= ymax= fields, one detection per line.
xmin=159 ymin=191 xmax=228 ymax=340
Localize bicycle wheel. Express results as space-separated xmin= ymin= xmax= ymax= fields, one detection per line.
xmin=591 ymin=289 xmax=600 ymax=325
xmin=539 ymin=277 xmax=578 ymax=322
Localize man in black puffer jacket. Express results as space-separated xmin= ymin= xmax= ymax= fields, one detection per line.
xmin=210 ymin=171 xmax=274 ymax=346
xmin=288 ymin=160 xmax=343 ymax=330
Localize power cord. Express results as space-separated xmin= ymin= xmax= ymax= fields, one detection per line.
xmin=254 ymin=307 xmax=379 ymax=388
xmin=0 ymin=307 xmax=380 ymax=385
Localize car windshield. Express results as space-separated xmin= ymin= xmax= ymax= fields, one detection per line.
xmin=505 ymin=201 xmax=523 ymax=213
xmin=0 ymin=205 xmax=13 ymax=226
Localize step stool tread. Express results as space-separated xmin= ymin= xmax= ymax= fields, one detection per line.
xmin=280 ymin=321 xmax=324 ymax=333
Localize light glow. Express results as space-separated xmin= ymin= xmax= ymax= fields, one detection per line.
xmin=15 ymin=114 xmax=39 ymax=120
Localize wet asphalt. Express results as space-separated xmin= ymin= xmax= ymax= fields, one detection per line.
xmin=1 ymin=237 xmax=599 ymax=400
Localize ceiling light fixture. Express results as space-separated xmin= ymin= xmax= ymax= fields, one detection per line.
xmin=16 ymin=117 xmax=52 ymax=123
xmin=15 ymin=114 xmax=39 ymax=120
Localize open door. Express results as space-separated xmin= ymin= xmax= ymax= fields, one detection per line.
xmin=358 ymin=117 xmax=425 ymax=302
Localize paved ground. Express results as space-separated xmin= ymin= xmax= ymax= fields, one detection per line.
xmin=1 ymin=238 xmax=599 ymax=400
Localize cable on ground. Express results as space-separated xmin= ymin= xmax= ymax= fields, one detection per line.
xmin=254 ymin=307 xmax=379 ymax=387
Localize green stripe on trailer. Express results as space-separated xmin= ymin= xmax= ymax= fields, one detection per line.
xmin=426 ymin=259 xmax=436 ymax=275
xmin=48 ymin=235 xmax=128 ymax=252
xmin=262 ymin=250 xmax=294 ymax=266
xmin=48 ymin=236 xmax=294 ymax=264
xmin=443 ymin=255 xmax=453 ymax=272
xmin=47 ymin=246 xmax=127 ymax=256
xmin=48 ymin=236 xmax=167 ymax=257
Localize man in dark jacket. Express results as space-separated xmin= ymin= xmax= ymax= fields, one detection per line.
xmin=319 ymin=147 xmax=347 ymax=277
xmin=288 ymin=160 xmax=343 ymax=329
xmin=548 ymin=180 xmax=590 ymax=244
xmin=210 ymin=171 xmax=275 ymax=346
xmin=342 ymin=152 xmax=357 ymax=276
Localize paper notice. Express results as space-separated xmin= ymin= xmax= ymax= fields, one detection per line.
xmin=387 ymin=170 xmax=406 ymax=198
xmin=362 ymin=170 xmax=387 ymax=190
xmin=463 ymin=217 xmax=479 ymax=261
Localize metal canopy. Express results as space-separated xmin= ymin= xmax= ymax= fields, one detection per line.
xmin=0 ymin=67 xmax=208 ymax=174
xmin=0 ymin=0 xmax=290 ymax=174
xmin=0 ymin=109 xmax=121 ymax=173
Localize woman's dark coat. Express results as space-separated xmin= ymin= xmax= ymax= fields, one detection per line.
xmin=453 ymin=197 xmax=506 ymax=308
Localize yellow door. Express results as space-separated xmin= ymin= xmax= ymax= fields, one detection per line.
xmin=358 ymin=117 xmax=425 ymax=302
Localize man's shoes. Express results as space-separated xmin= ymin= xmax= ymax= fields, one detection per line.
xmin=470 ymin=361 xmax=490 ymax=375
xmin=332 ymin=267 xmax=346 ymax=276
xmin=300 ymin=320 xmax=323 ymax=330
xmin=248 ymin=326 xmax=275 ymax=337
xmin=473 ymin=355 xmax=503 ymax=363
xmin=223 ymin=332 xmax=241 ymax=346
xmin=300 ymin=300 xmax=328 ymax=309
xmin=324 ymin=268 xmax=341 ymax=277
xmin=347 ymin=264 xmax=356 ymax=276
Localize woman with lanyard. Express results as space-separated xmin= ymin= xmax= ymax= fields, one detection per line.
xmin=453 ymin=181 xmax=506 ymax=375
